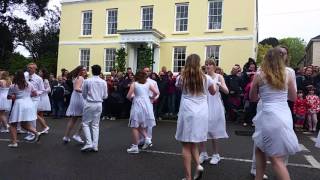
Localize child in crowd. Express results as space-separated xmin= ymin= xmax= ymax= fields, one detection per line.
xmin=305 ymin=88 xmax=320 ymax=132
xmin=293 ymin=90 xmax=307 ymax=131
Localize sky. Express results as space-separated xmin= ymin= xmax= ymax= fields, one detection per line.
xmin=14 ymin=0 xmax=320 ymax=56
xmin=258 ymin=0 xmax=320 ymax=42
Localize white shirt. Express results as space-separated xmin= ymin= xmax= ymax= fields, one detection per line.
xmin=147 ymin=78 xmax=159 ymax=100
xmin=25 ymin=73 xmax=45 ymax=100
xmin=82 ymin=76 xmax=108 ymax=103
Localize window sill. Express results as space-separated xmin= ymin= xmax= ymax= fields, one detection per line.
xmin=205 ymin=30 xmax=224 ymax=33
xmin=79 ymin=35 xmax=93 ymax=38
xmin=103 ymin=34 xmax=119 ymax=38
xmin=172 ymin=32 xmax=189 ymax=35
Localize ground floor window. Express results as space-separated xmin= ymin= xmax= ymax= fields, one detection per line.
xmin=105 ymin=48 xmax=116 ymax=72
xmin=173 ymin=47 xmax=186 ymax=72
xmin=80 ymin=49 xmax=90 ymax=71
xmin=206 ymin=45 xmax=220 ymax=66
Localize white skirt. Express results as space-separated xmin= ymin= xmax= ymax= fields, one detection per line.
xmin=207 ymin=95 xmax=228 ymax=139
xmin=0 ymin=89 xmax=12 ymax=111
xmin=128 ymin=96 xmax=155 ymax=128
xmin=316 ymin=132 xmax=320 ymax=148
xmin=9 ymin=97 xmax=37 ymax=123
xmin=252 ymin=102 xmax=300 ymax=156
xmin=175 ymin=95 xmax=208 ymax=143
xmin=37 ymin=93 xmax=51 ymax=111
xmin=66 ymin=91 xmax=84 ymax=116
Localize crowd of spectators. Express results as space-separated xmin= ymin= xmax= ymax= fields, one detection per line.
xmin=46 ymin=59 xmax=320 ymax=132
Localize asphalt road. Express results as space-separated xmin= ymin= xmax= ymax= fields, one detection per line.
xmin=0 ymin=118 xmax=319 ymax=180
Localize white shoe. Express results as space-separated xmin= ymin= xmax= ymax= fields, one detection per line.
xmin=0 ymin=129 xmax=9 ymax=133
xmin=127 ymin=144 xmax=139 ymax=154
xmin=142 ymin=138 xmax=152 ymax=150
xmin=81 ymin=144 xmax=93 ymax=152
xmin=110 ymin=117 xmax=116 ymax=121
xmin=72 ymin=135 xmax=84 ymax=144
xmin=62 ymin=136 xmax=71 ymax=143
xmin=17 ymin=129 xmax=27 ymax=134
xmin=193 ymin=165 xmax=204 ymax=180
xmin=250 ymin=169 xmax=269 ymax=179
xmin=199 ymin=152 xmax=209 ymax=164
xmin=210 ymin=154 xmax=221 ymax=165
xmin=8 ymin=143 xmax=18 ymax=148
xmin=24 ymin=134 xmax=35 ymax=141
xmin=41 ymin=126 xmax=50 ymax=134
xmin=92 ymin=147 xmax=98 ymax=152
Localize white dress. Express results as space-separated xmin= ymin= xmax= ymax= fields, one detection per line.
xmin=316 ymin=132 xmax=320 ymax=148
xmin=0 ymin=84 xmax=12 ymax=112
xmin=175 ymin=75 xmax=214 ymax=143
xmin=129 ymin=82 xmax=156 ymax=128
xmin=37 ymin=79 xmax=51 ymax=111
xmin=252 ymin=71 xmax=300 ymax=156
xmin=8 ymin=83 xmax=37 ymax=123
xmin=207 ymin=74 xmax=229 ymax=139
xmin=66 ymin=77 xmax=84 ymax=117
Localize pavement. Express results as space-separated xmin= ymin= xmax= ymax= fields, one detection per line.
xmin=0 ymin=118 xmax=319 ymax=180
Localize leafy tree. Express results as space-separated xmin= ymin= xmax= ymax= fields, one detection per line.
xmin=257 ymin=44 xmax=272 ymax=65
xmin=137 ymin=47 xmax=154 ymax=71
xmin=115 ymin=48 xmax=127 ymax=72
xmin=260 ymin=37 xmax=279 ymax=47
xmin=279 ymin=38 xmax=306 ymax=67
xmin=8 ymin=53 xmax=31 ymax=74
xmin=0 ymin=0 xmax=49 ymax=68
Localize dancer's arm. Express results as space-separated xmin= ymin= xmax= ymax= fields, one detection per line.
xmin=249 ymin=74 xmax=260 ymax=102
xmin=126 ymin=83 xmax=135 ymax=100
xmin=287 ymin=75 xmax=297 ymax=102
xmin=218 ymin=75 xmax=229 ymax=94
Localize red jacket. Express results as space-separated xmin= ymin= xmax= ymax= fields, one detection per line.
xmin=293 ymin=98 xmax=307 ymax=116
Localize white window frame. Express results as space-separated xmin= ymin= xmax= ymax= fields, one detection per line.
xmin=81 ymin=11 xmax=92 ymax=36
xmin=80 ymin=49 xmax=90 ymax=71
xmin=173 ymin=47 xmax=187 ymax=73
xmin=141 ymin=6 xmax=153 ymax=30
xmin=208 ymin=0 xmax=223 ymax=30
xmin=106 ymin=9 xmax=118 ymax=35
xmin=104 ymin=48 xmax=116 ymax=72
xmin=205 ymin=45 xmax=221 ymax=66
xmin=175 ymin=3 xmax=189 ymax=32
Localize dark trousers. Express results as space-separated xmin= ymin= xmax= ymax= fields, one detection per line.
xmin=52 ymin=99 xmax=65 ymax=118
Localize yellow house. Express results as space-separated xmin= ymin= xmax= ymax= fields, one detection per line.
xmin=57 ymin=0 xmax=257 ymax=74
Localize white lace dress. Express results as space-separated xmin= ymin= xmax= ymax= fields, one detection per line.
xmin=8 ymin=83 xmax=37 ymax=123
xmin=252 ymin=70 xmax=300 ymax=156
xmin=66 ymin=77 xmax=84 ymax=117
xmin=37 ymin=79 xmax=51 ymax=111
xmin=175 ymin=75 xmax=214 ymax=143
xmin=206 ymin=74 xmax=228 ymax=139
xmin=128 ymin=82 xmax=155 ymax=128
xmin=0 ymin=85 xmax=12 ymax=112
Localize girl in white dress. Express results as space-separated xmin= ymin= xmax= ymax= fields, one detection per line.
xmin=7 ymin=70 xmax=41 ymax=147
xmin=175 ymin=54 xmax=216 ymax=180
xmin=63 ymin=66 xmax=86 ymax=144
xmin=250 ymin=47 xmax=300 ymax=180
xmin=126 ymin=71 xmax=159 ymax=154
xmin=199 ymin=59 xmax=229 ymax=165
xmin=0 ymin=71 xmax=12 ymax=133
xmin=37 ymin=68 xmax=51 ymax=134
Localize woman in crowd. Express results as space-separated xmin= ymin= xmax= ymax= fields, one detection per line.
xmin=250 ymin=47 xmax=300 ymax=180
xmin=305 ymin=87 xmax=319 ymax=132
xmin=7 ymin=70 xmax=41 ymax=147
xmin=63 ymin=65 xmax=86 ymax=144
xmin=0 ymin=71 xmax=12 ymax=133
xmin=37 ymin=68 xmax=51 ymax=134
xmin=199 ymin=58 xmax=229 ymax=165
xmin=175 ymin=54 xmax=216 ymax=180
xmin=126 ymin=71 xmax=158 ymax=154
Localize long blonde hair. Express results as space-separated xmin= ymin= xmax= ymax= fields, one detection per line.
xmin=181 ymin=54 xmax=205 ymax=95
xmin=0 ymin=71 xmax=11 ymax=86
xmin=261 ymin=47 xmax=286 ymax=90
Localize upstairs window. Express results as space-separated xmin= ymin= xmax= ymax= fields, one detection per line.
xmin=107 ymin=9 xmax=118 ymax=34
xmin=82 ymin=11 xmax=92 ymax=35
xmin=208 ymin=0 xmax=223 ymax=30
xmin=175 ymin=3 xmax=189 ymax=32
xmin=141 ymin=6 xmax=153 ymax=30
